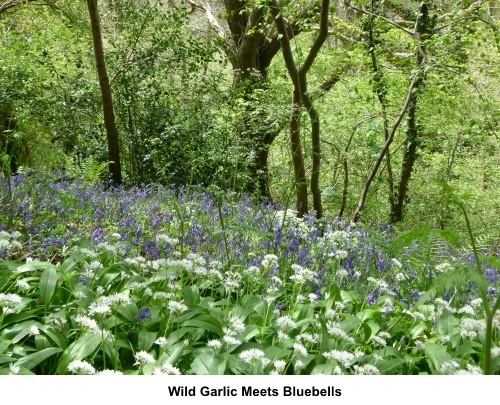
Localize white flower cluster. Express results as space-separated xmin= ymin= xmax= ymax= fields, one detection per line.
xmin=68 ymin=360 xmax=96 ymax=375
xmin=290 ymin=264 xmax=317 ymax=284
xmin=239 ymin=349 xmax=271 ymax=368
xmin=276 ymin=314 xmax=297 ymax=330
xmin=352 ymin=364 xmax=380 ymax=375
xmin=460 ymin=318 xmax=485 ymax=339
xmin=435 ymin=262 xmax=453 ymax=273
xmin=82 ymin=260 xmax=103 ymax=278
xmin=74 ymin=315 xmax=113 ymax=342
xmin=323 ymin=350 xmax=355 ymax=367
xmin=167 ymin=300 xmax=188 ymax=314
xmin=367 ymin=277 xmax=390 ymax=294
xmin=326 ymin=322 xmax=355 ymax=345
xmin=134 ymin=351 xmax=155 ymax=366
xmin=0 ymin=231 xmax=23 ymax=254
xmin=274 ymin=210 xmax=310 ymax=238
xmin=221 ymin=315 xmax=245 ymax=347
xmin=439 ymin=360 xmax=482 ymax=375
xmin=224 ymin=271 xmax=242 ymax=294
xmin=153 ymin=363 xmax=182 ymax=375
xmin=156 ymin=233 xmax=179 ymax=245
xmin=0 ymin=293 xmax=23 ymax=314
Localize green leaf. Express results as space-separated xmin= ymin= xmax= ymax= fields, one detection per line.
xmin=378 ymin=357 xmax=407 ymax=373
xmin=181 ymin=314 xmax=223 ymax=335
xmin=340 ymin=315 xmax=362 ymax=334
xmin=424 ymin=342 xmax=452 ymax=373
xmin=0 ymin=338 xmax=11 ymax=355
xmin=15 ymin=347 xmax=62 ymax=371
xmin=117 ymin=303 xmax=138 ymax=323
xmin=311 ymin=363 xmax=334 ymax=375
xmin=61 ymin=251 xmax=84 ymax=271
xmin=39 ymin=265 xmax=59 ymax=310
xmin=183 ymin=285 xmax=199 ymax=307
xmin=437 ymin=308 xmax=460 ymax=348
xmin=160 ymin=341 xmax=185 ymax=366
xmin=191 ymin=351 xmax=226 ymax=375
xmin=56 ymin=333 xmax=102 ymax=374
xmin=16 ymin=261 xmax=58 ymax=274
xmin=138 ymin=330 xmax=158 ymax=352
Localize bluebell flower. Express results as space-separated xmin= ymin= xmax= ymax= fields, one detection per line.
xmin=136 ymin=306 xmax=151 ymax=322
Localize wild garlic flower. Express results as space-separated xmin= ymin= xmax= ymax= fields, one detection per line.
xmin=277 ymin=331 xmax=290 ymax=342
xmin=156 ymin=234 xmax=178 ymax=245
xmin=0 ymin=293 xmax=22 ymax=306
xmin=161 ymin=363 xmax=182 ymax=375
xmin=292 ymin=342 xmax=308 ymax=357
xmin=68 ymin=360 xmax=96 ymax=375
xmin=391 ymin=258 xmax=403 ymax=269
xmin=228 ymin=316 xmax=246 ymax=334
xmin=276 ymin=315 xmax=297 ymax=329
xmin=326 ymin=322 xmax=355 ymax=344
xmin=335 ymin=250 xmax=348 ymax=260
xmin=460 ymin=318 xmax=485 ymax=339
xmin=224 ymin=271 xmax=242 ymax=293
xmin=439 ymin=360 xmax=460 ymax=374
xmin=222 ymin=335 xmax=241 ymax=346
xmin=105 ymin=292 xmax=131 ymax=307
xmin=15 ymin=279 xmax=30 ymax=291
xmin=294 ymin=359 xmax=305 ymax=371
xmin=95 ymin=369 xmax=123 ymax=375
xmin=296 ymin=333 xmax=319 ymax=344
xmin=455 ymin=365 xmax=482 ymax=375
xmin=75 ymin=315 xmax=100 ymax=332
xmin=436 ymin=263 xmax=453 ymax=273
xmin=323 ymin=350 xmax=355 ymax=367
xmin=134 ymin=351 xmax=155 ymax=366
xmin=154 ymin=337 xmax=167 ymax=348
xmin=88 ymin=301 xmax=111 ymax=316
xmin=274 ymin=360 xmax=286 ymax=373
xmin=239 ymin=349 xmax=271 ymax=368
xmin=295 ymin=294 xmax=305 ymax=303
xmin=207 ymin=340 xmax=222 ymax=349
xmin=261 ymin=254 xmax=278 ymax=268
xmin=457 ymin=305 xmax=475 ymax=315
xmin=167 ymin=300 xmax=188 ymax=314
xmin=290 ymin=264 xmax=316 ymax=284
xmin=9 ymin=363 xmax=20 ymax=375
xmin=353 ymin=364 xmax=380 ymax=375
xmin=371 ymin=334 xmax=387 ymax=347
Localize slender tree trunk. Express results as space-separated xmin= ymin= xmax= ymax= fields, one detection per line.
xmin=300 ymin=80 xmax=323 ymax=218
xmin=352 ymin=65 xmax=424 ymax=222
xmin=390 ymin=2 xmax=430 ymax=223
xmin=87 ymin=0 xmax=122 ymax=185
xmin=290 ymin=83 xmax=309 ymax=216
xmin=270 ymin=0 xmax=329 ymax=218
xmin=365 ymin=7 xmax=395 ymax=216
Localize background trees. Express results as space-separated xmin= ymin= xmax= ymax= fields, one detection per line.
xmin=1 ymin=0 xmax=499 ymax=235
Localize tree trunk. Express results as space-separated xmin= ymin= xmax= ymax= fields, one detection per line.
xmin=390 ymin=2 xmax=430 ymax=223
xmin=290 ymin=83 xmax=309 ymax=216
xmin=87 ymin=0 xmax=122 ymax=185
xmin=270 ymin=0 xmax=329 ymax=218
xmin=190 ymin=0 xmax=320 ymax=200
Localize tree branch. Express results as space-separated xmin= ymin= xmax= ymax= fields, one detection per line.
xmin=352 ymin=57 xmax=427 ymax=222
xmin=187 ymin=0 xmax=228 ymax=41
xmin=346 ymin=2 xmax=415 ymax=36
xmin=0 ymin=0 xmax=56 ymax=15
